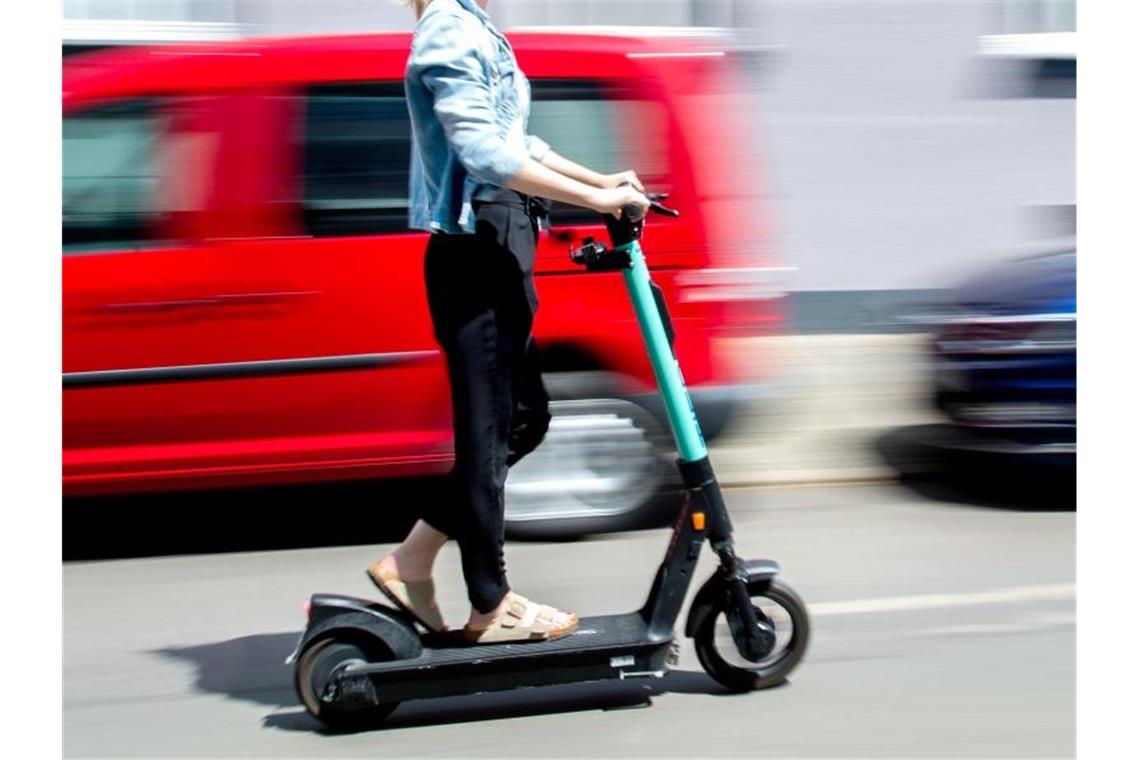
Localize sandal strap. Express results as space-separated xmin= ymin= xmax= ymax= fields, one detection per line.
xmin=508 ymin=595 xmax=529 ymax=624
xmin=505 ymin=595 xmax=563 ymax=634
xmin=463 ymin=593 xmax=577 ymax=643
xmin=532 ymin=605 xmax=561 ymax=634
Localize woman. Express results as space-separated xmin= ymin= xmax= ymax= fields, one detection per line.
xmin=368 ymin=0 xmax=650 ymax=644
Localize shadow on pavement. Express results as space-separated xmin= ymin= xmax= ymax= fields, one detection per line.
xmin=65 ymin=477 xmax=441 ymax=561
xmin=876 ymin=426 xmax=1075 ymax=511
xmin=157 ymin=632 xmax=301 ymax=709
xmin=159 ymin=632 xmax=735 ymax=735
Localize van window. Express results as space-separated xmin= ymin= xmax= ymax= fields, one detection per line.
xmin=297 ymin=80 xmax=667 ymax=234
xmin=302 ymin=83 xmax=412 ymax=237
xmin=63 ymin=99 xmax=163 ymax=252
xmin=529 ymin=80 xmax=668 ymax=226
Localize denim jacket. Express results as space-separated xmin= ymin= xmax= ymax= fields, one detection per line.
xmin=405 ymin=0 xmax=550 ymax=234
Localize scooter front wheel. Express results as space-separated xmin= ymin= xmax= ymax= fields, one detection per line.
xmin=295 ymin=636 xmax=400 ymax=729
xmin=694 ymin=578 xmax=810 ymax=692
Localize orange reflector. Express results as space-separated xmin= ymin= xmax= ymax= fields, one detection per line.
xmin=691 ymin=512 xmax=706 ymax=531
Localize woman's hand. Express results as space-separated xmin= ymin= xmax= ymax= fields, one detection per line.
xmin=589 ymin=185 xmax=651 ymax=220
xmin=599 ymin=170 xmax=645 ymax=192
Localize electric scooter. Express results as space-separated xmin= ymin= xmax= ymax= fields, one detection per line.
xmin=288 ymin=194 xmax=810 ymax=728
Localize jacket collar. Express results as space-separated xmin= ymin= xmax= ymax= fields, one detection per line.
xmin=453 ymin=0 xmax=491 ymax=23
xmin=449 ymin=0 xmax=511 ymax=50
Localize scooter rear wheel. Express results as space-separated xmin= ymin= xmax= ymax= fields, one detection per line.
xmin=694 ymin=578 xmax=810 ymax=692
xmin=295 ymin=636 xmax=399 ymax=729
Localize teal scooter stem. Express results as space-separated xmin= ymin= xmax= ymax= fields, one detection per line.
xmin=621 ymin=240 xmax=708 ymax=463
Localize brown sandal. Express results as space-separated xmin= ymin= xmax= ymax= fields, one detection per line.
xmin=366 ymin=561 xmax=447 ymax=633
xmin=462 ymin=593 xmax=579 ymax=644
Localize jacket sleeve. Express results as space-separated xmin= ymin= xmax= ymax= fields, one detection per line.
xmin=408 ymin=12 xmax=529 ymax=186
xmin=526 ymin=134 xmax=552 ymax=162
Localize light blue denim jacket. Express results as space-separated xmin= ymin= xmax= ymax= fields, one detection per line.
xmin=405 ymin=0 xmax=551 ymax=234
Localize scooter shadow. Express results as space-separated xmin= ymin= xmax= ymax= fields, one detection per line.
xmin=159 ymin=632 xmax=740 ymax=735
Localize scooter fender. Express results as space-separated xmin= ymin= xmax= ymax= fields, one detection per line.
xmin=684 ymin=559 xmax=781 ymax=638
xmin=286 ymin=593 xmax=422 ymax=664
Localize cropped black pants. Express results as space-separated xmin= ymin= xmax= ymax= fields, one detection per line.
xmin=420 ymin=192 xmax=552 ymax=613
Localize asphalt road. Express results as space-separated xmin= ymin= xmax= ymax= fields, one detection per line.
xmin=64 ymin=482 xmax=1074 ymax=758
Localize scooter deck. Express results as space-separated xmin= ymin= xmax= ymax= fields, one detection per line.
xmin=344 ymin=610 xmax=674 ymax=702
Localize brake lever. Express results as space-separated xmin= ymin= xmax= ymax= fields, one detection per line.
xmin=618 ymin=182 xmax=679 ymax=221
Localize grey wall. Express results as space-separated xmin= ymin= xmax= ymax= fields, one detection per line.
xmin=232 ymin=0 xmax=1075 ymax=292
xmin=238 ymin=1 xmax=695 ymax=33
xmin=236 ymin=0 xmax=412 ymax=33
xmin=743 ymin=1 xmax=1073 ymax=291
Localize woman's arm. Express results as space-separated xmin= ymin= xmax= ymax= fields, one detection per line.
xmin=537 ymin=150 xmax=645 ymax=193
xmin=519 ymin=138 xmax=648 ymax=215
xmin=505 ymin=159 xmax=647 ymax=218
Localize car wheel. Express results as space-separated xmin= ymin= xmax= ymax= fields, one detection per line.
xmin=505 ymin=397 xmax=675 ymax=539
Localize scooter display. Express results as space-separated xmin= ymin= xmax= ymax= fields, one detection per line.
xmin=288 ymin=194 xmax=810 ymax=728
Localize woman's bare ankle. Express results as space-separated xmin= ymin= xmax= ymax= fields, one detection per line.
xmin=379 ymin=550 xmax=432 ymax=583
xmin=381 ymin=521 xmax=447 ymax=582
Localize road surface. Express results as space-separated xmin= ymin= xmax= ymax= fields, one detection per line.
xmin=64 ymin=481 xmax=1074 ymax=758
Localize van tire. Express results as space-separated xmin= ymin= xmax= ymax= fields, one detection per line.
xmin=504 ymin=373 xmax=678 ymax=540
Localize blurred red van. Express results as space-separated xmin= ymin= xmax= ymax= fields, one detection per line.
xmin=63 ymin=30 xmax=783 ymax=536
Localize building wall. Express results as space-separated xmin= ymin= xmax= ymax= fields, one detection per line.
xmin=234 ymin=1 xmax=696 ymax=33
xmin=234 ymin=0 xmax=411 ymax=34
xmin=742 ymin=0 xmax=1074 ymax=291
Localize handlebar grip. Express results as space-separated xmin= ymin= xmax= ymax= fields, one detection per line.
xmin=623 ymin=203 xmax=648 ymax=223
xmin=617 ymin=180 xmax=646 ymax=222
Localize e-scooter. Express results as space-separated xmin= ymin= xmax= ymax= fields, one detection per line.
xmin=288 ymin=194 xmax=810 ymax=728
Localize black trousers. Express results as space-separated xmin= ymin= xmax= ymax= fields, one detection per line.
xmin=421 ymin=193 xmax=552 ymax=613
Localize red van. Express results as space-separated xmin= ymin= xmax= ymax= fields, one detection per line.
xmin=62 ymin=30 xmax=783 ymax=537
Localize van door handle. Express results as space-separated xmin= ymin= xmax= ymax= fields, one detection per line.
xmin=547 ymin=227 xmax=582 ymax=243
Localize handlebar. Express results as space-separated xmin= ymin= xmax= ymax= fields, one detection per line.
xmin=623 ymin=199 xmax=681 ymax=223
xmin=621 ymin=188 xmax=680 ymax=223
xmin=569 ymin=186 xmax=679 ymax=268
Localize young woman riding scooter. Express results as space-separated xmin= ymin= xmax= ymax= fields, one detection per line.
xmin=367 ymin=0 xmax=651 ymax=644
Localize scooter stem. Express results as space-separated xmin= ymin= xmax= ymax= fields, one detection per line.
xmin=619 ymin=240 xmax=708 ymax=463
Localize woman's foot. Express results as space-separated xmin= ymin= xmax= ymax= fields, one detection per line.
xmin=463 ymin=591 xmax=578 ymax=644
xmin=366 ymin=520 xmax=448 ymax=631
xmin=367 ymin=554 xmax=447 ymax=633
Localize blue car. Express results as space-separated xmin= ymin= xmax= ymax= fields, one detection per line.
xmin=898 ymin=250 xmax=1076 ymax=484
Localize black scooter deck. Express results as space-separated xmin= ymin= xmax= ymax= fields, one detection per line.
xmin=344 ymin=612 xmax=674 ymax=702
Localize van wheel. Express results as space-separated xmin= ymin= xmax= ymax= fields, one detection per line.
xmin=505 ymin=398 xmax=675 ymax=540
